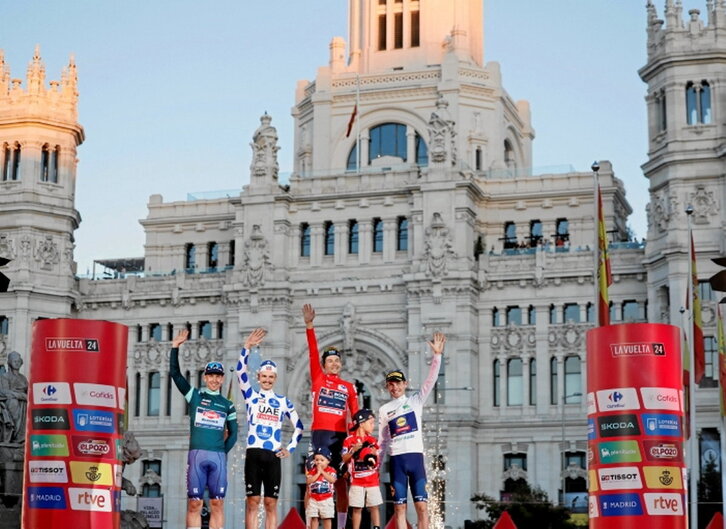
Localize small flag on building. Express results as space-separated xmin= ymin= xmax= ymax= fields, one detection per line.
xmin=345 ymin=104 xmax=358 ymax=138
xmin=597 ymin=185 xmax=612 ymax=326
xmin=690 ymin=234 xmax=705 ymax=384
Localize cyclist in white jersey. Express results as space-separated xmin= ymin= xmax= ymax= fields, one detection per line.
xmin=378 ymin=332 xmax=445 ymax=529
xmin=236 ymin=328 xmax=304 ymax=529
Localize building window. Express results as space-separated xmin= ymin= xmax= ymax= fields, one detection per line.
xmin=40 ymin=145 xmax=59 ymax=183
xmin=300 ymin=223 xmax=311 ymax=257
xmin=657 ymin=89 xmax=667 ymax=132
xmin=686 ymin=81 xmax=712 ymax=125
xmin=493 ymin=359 xmax=500 ymax=407
xmin=217 ymin=321 xmax=224 ymax=340
xmin=622 ymin=300 xmax=639 ymax=322
xmin=504 ymin=453 xmax=527 ymax=472
xmin=474 ymin=147 xmax=482 ymax=171
xmin=555 ymin=218 xmax=569 ymax=246
xmin=370 ymin=123 xmax=407 ymax=161
xmin=492 ymin=307 xmax=500 ymax=327
xmin=609 ymin=301 xmax=616 ymax=322
xmin=700 ymin=81 xmax=712 ymax=123
xmin=586 ymin=303 xmax=595 ymax=323
xmin=529 ymin=359 xmax=537 ymax=405
xmin=550 ymin=357 xmax=558 ymax=405
xmin=378 ymin=14 xmax=387 ymax=50
xmin=698 ymin=280 xmax=716 ymax=302
xmin=528 ymin=305 xmax=536 ymax=325
xmin=349 ymin=220 xmax=359 ymax=254
xmin=134 ymin=373 xmax=141 ymax=417
xmin=529 ymin=220 xmax=542 ymax=246
xmin=2 ymin=143 xmax=20 ymax=181
xmin=564 ymin=356 xmax=582 ymax=401
xmin=411 ymin=10 xmax=420 ymax=47
xmin=507 ymin=358 xmax=523 ymax=406
xmin=185 ymin=244 xmax=196 ymax=271
xmin=165 ymin=373 xmax=172 ymax=416
xmin=199 ymin=321 xmax=212 ymax=340
xmin=503 ymin=222 xmax=517 ymax=249
xmin=149 ymin=323 xmax=161 ymax=342
xmin=506 ymin=306 xmax=522 ymax=326
xmin=0 ymin=315 xmax=8 ymax=335
xmin=394 ymin=12 xmax=403 ymax=49
xmin=324 ymin=221 xmax=335 ymax=256
xmin=397 ymin=217 xmax=408 ymax=251
xmin=372 ymin=218 xmax=383 ymax=253
xmin=504 ymin=140 xmax=515 ymax=169
xmin=701 ymin=336 xmax=718 ymax=388
xmin=208 ymin=242 xmax=218 ymax=270
xmin=563 ymin=303 xmax=580 ymax=323
xmin=147 ymin=372 xmax=160 ymax=416
xmin=141 ymin=460 xmax=161 ymax=497
xmin=549 ymin=304 xmax=557 ymax=324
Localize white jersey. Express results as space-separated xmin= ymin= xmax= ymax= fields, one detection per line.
xmin=378 ymin=354 xmax=441 ymax=457
xmin=236 ymin=348 xmax=304 ymax=453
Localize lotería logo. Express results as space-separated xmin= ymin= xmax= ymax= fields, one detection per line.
xmin=32 ymin=382 xmax=72 ymax=405
xmin=27 ymin=486 xmax=67 ymax=509
xmin=45 ymin=337 xmax=100 ymax=352
xmin=643 ymin=413 xmax=681 ymax=437
xmin=73 ymin=383 xmax=117 ymax=408
xmin=28 ymin=461 xmax=68 ymax=484
xmin=609 ymin=342 xmax=666 ymax=357
xmin=597 ymin=414 xmax=641 ymax=438
xmin=32 ymin=409 xmax=70 ymax=431
xmin=72 ymin=408 xmax=115 ymax=434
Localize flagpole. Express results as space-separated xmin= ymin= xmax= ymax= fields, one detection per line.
xmin=686 ymin=204 xmax=698 ymax=529
xmin=355 ymin=73 xmax=361 ymax=176
xmin=719 ymin=304 xmax=726 ymax=529
xmin=591 ymin=161 xmax=600 ymax=325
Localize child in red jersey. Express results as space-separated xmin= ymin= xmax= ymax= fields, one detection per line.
xmin=342 ymin=409 xmax=382 ymax=529
xmin=306 ymin=447 xmax=337 ymax=529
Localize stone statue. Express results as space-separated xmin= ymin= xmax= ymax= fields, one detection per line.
xmin=119 ymin=431 xmax=150 ymax=529
xmin=250 ymin=113 xmax=280 ymax=180
xmin=0 ymin=351 xmax=28 ymax=444
xmin=241 ymin=225 xmax=271 ymax=288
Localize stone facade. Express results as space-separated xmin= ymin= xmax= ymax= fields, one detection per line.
xmin=1 ymin=2 xmax=725 ymax=528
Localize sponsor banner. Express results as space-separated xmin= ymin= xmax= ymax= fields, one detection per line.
xmin=598 ymin=466 xmax=643 ymax=490
xmin=587 ymin=392 xmax=597 ymax=415
xmin=69 ymin=461 xmax=113 ymax=486
xmin=642 ymin=466 xmax=683 ymax=490
xmin=117 ymin=387 xmax=126 ymax=410
xmin=194 ymin=407 xmax=226 ymax=430
xmin=45 ymin=337 xmax=100 ymax=353
xmin=599 ymin=492 xmax=644 ymax=516
xmin=589 ymin=495 xmax=599 ymax=518
xmin=31 ymin=408 xmax=70 ymax=431
xmin=71 ymin=435 xmax=114 ymax=459
xmin=30 ymin=434 xmax=69 ymax=457
xmin=642 ymin=440 xmax=682 ymax=462
xmin=28 ymin=461 xmax=68 ymax=484
xmin=597 ymin=413 xmax=641 ymax=438
xmin=596 ymin=388 xmax=640 ymax=411
xmin=588 ymin=418 xmax=596 ymax=440
xmin=27 ymin=486 xmax=67 ymax=510
xmin=642 ymin=414 xmax=681 ymax=437
xmin=609 ymin=341 xmax=666 ymax=357
xmin=598 ymin=440 xmax=642 ymax=464
xmin=32 ymin=382 xmax=72 ymax=405
xmin=587 ymin=446 xmax=596 ymax=465
xmin=643 ymin=492 xmax=684 ymax=516
xmin=640 ymin=387 xmax=680 ymax=411
xmin=114 ymin=464 xmax=123 ymax=488
xmin=68 ymin=487 xmax=112 ymax=512
xmin=73 ymin=382 xmax=117 ymax=408
xmin=72 ymin=408 xmax=115 ymax=434
xmin=588 ymin=470 xmax=598 ymax=492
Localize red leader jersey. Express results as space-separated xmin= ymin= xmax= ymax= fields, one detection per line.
xmin=307 ymin=327 xmax=359 ymax=432
xmin=342 ymin=433 xmax=380 ymax=487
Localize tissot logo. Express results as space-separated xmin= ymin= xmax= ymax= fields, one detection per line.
xmin=598 ymin=466 xmax=643 ymax=490
xmin=643 ymin=492 xmax=684 ymax=515
xmin=28 ymin=461 xmax=68 ymax=484
xmin=45 ymin=337 xmax=99 ymax=352
xmin=610 ymin=342 xmax=666 ymax=357
xmin=32 ymin=382 xmax=72 ymax=405
xmin=642 ymin=440 xmax=681 ymax=461
xmin=32 ymin=409 xmax=70 ymax=430
xmin=597 ymin=414 xmax=641 ymax=438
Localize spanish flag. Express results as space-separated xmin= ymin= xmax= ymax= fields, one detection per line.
xmin=597 ymin=185 xmax=612 ymax=326
xmin=345 ymin=104 xmax=358 ymax=138
xmin=690 ymin=234 xmax=705 ymax=384
xmin=718 ymin=305 xmax=726 ymax=416
xmin=682 ymin=324 xmax=691 ymax=439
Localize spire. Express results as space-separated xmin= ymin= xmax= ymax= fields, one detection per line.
xmin=26 ymin=44 xmax=46 ymax=96
xmin=706 ymin=0 xmax=715 ymax=26
xmin=0 ymin=49 xmax=9 ymax=96
xmin=61 ymin=54 xmax=78 ymax=106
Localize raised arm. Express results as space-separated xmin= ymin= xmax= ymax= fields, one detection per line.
xmin=415 ymin=332 xmax=446 ymax=404
xmin=282 ymin=399 xmax=305 ymax=456
xmin=303 ymin=304 xmax=323 ymax=382
xmin=378 ymin=406 xmax=391 ymax=458
xmin=170 ymin=329 xmax=192 ymax=399
xmin=236 ymin=328 xmax=267 ymax=401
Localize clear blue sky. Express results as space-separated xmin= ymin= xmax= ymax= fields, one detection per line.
xmin=2 ymin=1 xmax=709 ymax=273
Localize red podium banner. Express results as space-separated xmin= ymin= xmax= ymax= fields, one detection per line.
xmin=22 ymin=319 xmax=128 ymax=529
xmin=587 ymin=323 xmax=686 ymax=529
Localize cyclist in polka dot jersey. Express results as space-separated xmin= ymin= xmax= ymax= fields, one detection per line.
xmin=236 ymin=328 xmax=304 ymax=529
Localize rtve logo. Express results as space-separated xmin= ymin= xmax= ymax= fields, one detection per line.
xmin=68 ymin=487 xmax=111 ymax=512
xmin=643 ymin=493 xmax=684 ymax=515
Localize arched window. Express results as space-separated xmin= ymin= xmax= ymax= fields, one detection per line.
xmin=586 ymin=303 xmax=595 ymax=323
xmin=686 ymin=80 xmax=712 ymax=125
xmin=622 ymin=300 xmax=639 ymax=322
xmin=504 ymin=222 xmax=517 ymax=249
xmin=507 ymin=358 xmax=523 ymax=406
xmin=397 ymin=217 xmax=408 ymax=251
xmin=372 ymin=218 xmax=383 ymax=253
xmin=700 ymin=81 xmax=712 ymax=124
xmin=41 ymin=144 xmax=50 ymax=182
xmin=2 ymin=143 xmax=20 ymax=181
xmin=529 ymin=359 xmax=537 ymax=405
xmin=506 ymin=306 xmax=522 ymax=326
xmin=563 ymin=303 xmax=580 ymax=323
xmin=493 ymin=359 xmax=500 ymax=407
xmin=348 ymin=220 xmax=359 ymax=254
xmin=347 ymin=144 xmax=358 ymax=171
xmin=415 ymin=134 xmax=428 ymax=165
xmin=141 ymin=460 xmax=162 ymax=497
xmin=208 ymin=242 xmax=219 ymax=270
xmin=410 ymin=9 xmax=420 ymax=47
xmin=492 ymin=307 xmax=500 ymax=327
xmin=41 ymin=145 xmax=59 ymax=183
xmin=147 ymin=372 xmax=160 ymax=416
xmin=564 ymin=356 xmax=582 ymax=400
xmin=504 ymin=140 xmax=515 ymax=169
xmin=475 ymin=147 xmax=482 ymax=171
xmin=528 ymin=305 xmax=536 ymax=325
xmin=549 ymin=304 xmax=557 ymax=324
xmin=134 ymin=372 xmax=141 ymax=417
xmin=686 ymin=82 xmax=698 ymax=125
xmin=347 ymin=123 xmax=428 ymax=170
xmin=657 ymin=89 xmax=667 ymax=132
xmin=529 ymin=220 xmax=542 ymax=246
xmin=185 ymin=244 xmax=196 ymax=271
xmin=300 ymin=223 xmax=311 ymax=257
xmin=324 ymin=221 xmax=335 ymax=256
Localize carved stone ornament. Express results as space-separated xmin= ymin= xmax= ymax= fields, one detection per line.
xmin=0 ymin=234 xmax=16 ymax=260
xmin=427 ymin=95 xmax=457 ymax=165
xmin=502 ymin=463 xmax=528 ymax=482
xmin=250 ymin=113 xmax=280 ymax=180
xmin=242 ymin=225 xmax=271 ymax=288
xmin=423 ymin=212 xmax=456 ymax=278
xmin=647 ymin=190 xmax=677 ymax=233
xmin=34 ymin=235 xmax=60 ymax=270
xmin=689 ymin=185 xmax=718 ymax=225
xmin=340 ymin=302 xmax=357 ymax=353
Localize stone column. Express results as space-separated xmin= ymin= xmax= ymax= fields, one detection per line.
xmin=311 ymin=223 xmax=324 ymax=267
xmin=359 ymin=221 xmax=372 ymax=265
xmin=406 ymin=127 xmax=416 ymax=163
xmin=138 ymin=372 xmax=148 ymax=418
xmin=336 ymin=223 xmax=348 ymax=266
xmin=383 ymin=217 xmax=396 ymax=262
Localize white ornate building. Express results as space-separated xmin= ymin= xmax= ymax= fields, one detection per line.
xmin=1 ymin=1 xmax=725 ymax=527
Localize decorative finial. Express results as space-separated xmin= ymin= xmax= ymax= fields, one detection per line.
xmin=591 ymin=161 xmax=600 ymax=173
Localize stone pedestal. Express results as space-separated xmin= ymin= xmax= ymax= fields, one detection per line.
xmin=0 ymin=456 xmax=23 ymax=529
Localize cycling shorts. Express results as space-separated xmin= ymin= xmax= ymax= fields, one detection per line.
xmin=390 ymin=452 xmax=428 ymax=504
xmin=245 ymin=448 xmax=282 ymax=498
xmin=187 ymin=449 xmax=228 ymax=499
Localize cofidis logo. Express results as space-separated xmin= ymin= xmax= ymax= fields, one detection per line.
xmin=32 ymin=409 xmax=70 ymax=431
xmin=643 ymin=413 xmax=681 ymax=437
xmin=30 ymin=434 xmax=69 ymax=457
xmin=597 ymin=414 xmax=641 ymax=438
xmin=595 ymin=388 xmax=640 ymax=411
xmin=28 ymin=461 xmax=68 ymax=484
xmin=32 ymin=382 xmax=72 ymax=405
xmin=73 ymin=383 xmax=117 ymax=408
xmin=609 ymin=342 xmax=666 ymax=357
xmin=27 ymin=486 xmax=67 ymax=509
xmin=598 ymin=440 xmax=642 ymax=464
xmin=640 ymin=387 xmax=681 ymax=411
xmin=72 ymin=409 xmax=115 ymax=434
xmin=45 ymin=337 xmax=99 ymax=353
xmin=599 ymin=493 xmax=643 ymax=516
xmin=598 ymin=466 xmax=643 ymax=490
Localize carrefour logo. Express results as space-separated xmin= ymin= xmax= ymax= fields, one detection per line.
xmin=32 ymin=382 xmax=72 ymax=405
xmin=596 ymin=388 xmax=640 ymax=411
xmin=73 ymin=383 xmax=117 ymax=408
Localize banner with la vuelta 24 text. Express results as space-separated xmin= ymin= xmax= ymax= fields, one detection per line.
xmin=587 ymin=323 xmax=686 ymax=529
xmin=22 ymin=319 xmax=128 ymax=529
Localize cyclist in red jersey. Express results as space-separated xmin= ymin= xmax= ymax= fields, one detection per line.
xmin=303 ymin=303 xmax=359 ymax=529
